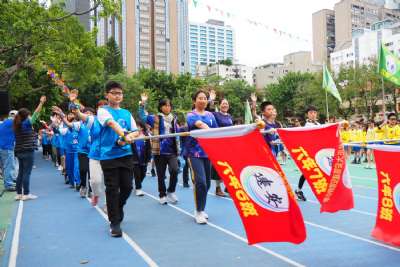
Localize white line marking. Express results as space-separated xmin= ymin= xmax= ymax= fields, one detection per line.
xmin=184 ymin=184 xmax=400 ymax=252
xmin=86 ymin=198 xmax=159 ymax=267
xmin=142 ymin=191 xmax=305 ymax=267
xmin=8 ymin=200 xmax=23 ymax=267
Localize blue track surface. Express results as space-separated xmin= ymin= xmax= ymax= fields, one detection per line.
xmin=2 ymin=153 xmax=400 ymax=267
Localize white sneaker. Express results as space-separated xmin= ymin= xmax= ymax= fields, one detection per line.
xmin=194 ymin=211 xmax=207 ymax=224
xmin=201 ymin=211 xmax=209 ymax=219
xmin=166 ymin=192 xmax=178 ymax=203
xmin=159 ymin=196 xmax=167 ymax=205
xmin=15 ymin=194 xmax=22 ymax=201
xmin=22 ymin=194 xmax=38 ymax=201
xmin=79 ymin=187 xmax=86 ymax=198
xmin=135 ymin=189 xmax=144 ymax=196
xmin=58 ymin=166 xmax=63 ymax=171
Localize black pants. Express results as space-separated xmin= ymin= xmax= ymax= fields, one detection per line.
xmin=42 ymin=144 xmax=51 ymax=157
xmin=154 ymin=155 xmax=178 ymax=198
xmin=100 ymin=155 xmax=134 ymax=225
xmin=78 ymin=153 xmax=90 ymax=188
xmin=133 ymin=164 xmax=147 ymax=190
xmin=182 ymin=156 xmax=189 ymax=185
xmin=298 ymin=175 xmax=306 ymax=189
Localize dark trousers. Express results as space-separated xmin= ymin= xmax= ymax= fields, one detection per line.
xmin=15 ymin=151 xmax=34 ymax=195
xmin=182 ymin=156 xmax=189 ymax=185
xmin=56 ymin=148 xmax=61 ymax=166
xmin=154 ymin=155 xmax=178 ymax=198
xmin=100 ymin=156 xmax=134 ymax=226
xmin=78 ymin=153 xmax=90 ymax=188
xmin=188 ymin=157 xmax=211 ymax=212
xmin=298 ymin=175 xmax=306 ymax=189
xmin=133 ymin=164 xmax=147 ymax=190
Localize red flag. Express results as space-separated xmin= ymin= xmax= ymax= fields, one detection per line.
xmin=193 ymin=125 xmax=306 ymax=245
xmin=278 ymin=124 xmax=354 ymax=212
xmin=371 ymin=146 xmax=400 ymax=246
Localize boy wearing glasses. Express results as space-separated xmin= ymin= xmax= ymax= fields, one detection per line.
xmin=379 ymin=113 xmax=400 ymax=145
xmin=97 ymin=81 xmax=139 ymax=237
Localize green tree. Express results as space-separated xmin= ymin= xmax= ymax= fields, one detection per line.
xmin=103 ymin=38 xmax=123 ymax=77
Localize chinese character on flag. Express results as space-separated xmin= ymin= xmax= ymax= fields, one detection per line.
xmin=371 ymin=146 xmax=400 ymax=246
xmin=278 ymin=124 xmax=354 ymax=213
xmin=192 ymin=125 xmax=306 ymax=245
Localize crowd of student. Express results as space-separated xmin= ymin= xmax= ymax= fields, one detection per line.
xmin=1 ymin=80 xmax=400 ymax=238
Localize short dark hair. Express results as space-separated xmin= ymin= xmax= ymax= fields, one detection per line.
xmin=158 ymin=99 xmax=172 ymax=112
xmin=306 ymin=105 xmax=317 ymax=113
xmin=192 ymin=90 xmax=208 ymax=101
xmin=260 ymin=101 xmax=273 ymax=112
xmin=388 ymin=112 xmax=397 ymax=119
xmin=105 ymin=81 xmax=123 ymax=93
xmin=83 ymin=107 xmax=95 ymax=114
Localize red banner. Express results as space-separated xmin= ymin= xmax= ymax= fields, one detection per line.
xmin=278 ymin=124 xmax=354 ymax=212
xmin=194 ymin=126 xmax=306 ymax=245
xmin=372 ymin=148 xmax=400 ymax=246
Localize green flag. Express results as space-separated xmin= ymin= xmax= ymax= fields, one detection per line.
xmin=323 ymin=64 xmax=342 ymax=104
xmin=378 ymin=44 xmax=400 ymax=86
xmin=244 ymin=100 xmax=253 ymax=124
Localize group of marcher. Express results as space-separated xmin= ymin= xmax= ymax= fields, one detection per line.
xmin=1 ymin=80 xmax=400 ymax=238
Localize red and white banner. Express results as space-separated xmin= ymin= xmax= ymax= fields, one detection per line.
xmin=278 ymin=124 xmax=354 ymax=212
xmin=193 ymin=125 xmax=306 ymax=245
xmin=371 ymin=146 xmax=400 ymax=246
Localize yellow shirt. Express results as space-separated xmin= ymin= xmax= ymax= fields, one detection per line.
xmin=340 ymin=129 xmax=351 ymax=143
xmin=382 ymin=125 xmax=400 ymax=144
xmin=349 ymin=129 xmax=363 ymax=143
xmin=375 ymin=127 xmax=385 ymax=140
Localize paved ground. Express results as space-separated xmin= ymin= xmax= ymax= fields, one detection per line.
xmin=1 ymin=152 xmax=400 ymax=267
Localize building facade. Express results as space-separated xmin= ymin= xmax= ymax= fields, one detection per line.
xmin=189 ymin=20 xmax=235 ymax=75
xmin=312 ymin=0 xmax=400 ymax=65
xmin=196 ymin=64 xmax=253 ymax=85
xmin=93 ymin=0 xmax=189 ymax=75
xmin=254 ymin=51 xmax=322 ymax=89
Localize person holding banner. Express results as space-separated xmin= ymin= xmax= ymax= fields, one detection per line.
xmin=139 ymin=92 xmax=180 ymax=205
xmin=295 ymin=105 xmax=320 ymax=202
xmin=186 ymin=90 xmax=218 ymax=224
xmin=208 ymin=89 xmax=233 ymax=197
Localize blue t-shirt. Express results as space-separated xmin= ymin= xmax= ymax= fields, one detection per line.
xmin=97 ymin=106 xmax=137 ymax=160
xmin=86 ymin=115 xmax=101 ymax=160
xmin=61 ymin=122 xmax=80 ymax=153
xmin=264 ymin=120 xmax=281 ymax=148
xmin=134 ymin=139 xmax=146 ymax=165
xmin=0 ymin=119 xmax=15 ymax=150
xmin=77 ymin=122 xmax=90 ymax=154
xmin=186 ymin=110 xmax=218 ymax=158
xmin=41 ymin=130 xmax=49 ymax=145
xmin=51 ymin=132 xmax=60 ymax=148
xmin=213 ymin=112 xmax=233 ymax=128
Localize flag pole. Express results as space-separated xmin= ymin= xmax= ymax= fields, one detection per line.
xmin=325 ymin=87 xmax=330 ymax=122
xmin=381 ymin=77 xmax=386 ymax=114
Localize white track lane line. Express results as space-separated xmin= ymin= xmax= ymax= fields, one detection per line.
xmin=142 ymin=191 xmax=305 ymax=267
xmin=195 ymin=186 xmax=400 ymax=252
xmin=8 ymin=200 xmax=23 ymax=267
xmin=85 ymin=198 xmax=159 ymax=267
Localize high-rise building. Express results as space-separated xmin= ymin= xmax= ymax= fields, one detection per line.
xmin=189 ymin=20 xmax=235 ymax=75
xmin=93 ymin=0 xmax=189 ymax=75
xmin=312 ymin=9 xmax=336 ymax=65
xmin=54 ymin=0 xmax=91 ymax=31
xmin=312 ymin=0 xmax=400 ymax=64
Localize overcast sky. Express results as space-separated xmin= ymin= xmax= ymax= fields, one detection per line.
xmin=189 ymin=0 xmax=339 ymax=67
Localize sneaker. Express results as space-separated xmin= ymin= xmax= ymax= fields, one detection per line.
xmin=194 ymin=211 xmax=207 ymax=224
xmin=79 ymin=187 xmax=86 ymax=198
xmin=58 ymin=166 xmax=63 ymax=171
xmin=91 ymin=195 xmax=99 ymax=206
xmin=166 ymin=193 xmax=178 ymax=204
xmin=22 ymin=194 xmax=38 ymax=201
xmin=295 ymin=189 xmax=307 ymax=201
xmin=159 ymin=196 xmax=167 ymax=205
xmin=151 ymin=169 xmax=156 ymax=177
xmin=201 ymin=211 xmax=209 ymax=219
xmin=215 ymin=186 xmax=226 ymax=197
xmin=110 ymin=224 xmax=122 ymax=238
xmin=15 ymin=194 xmax=22 ymax=201
xmin=75 ymin=185 xmax=80 ymax=192
xmin=135 ymin=189 xmax=144 ymax=197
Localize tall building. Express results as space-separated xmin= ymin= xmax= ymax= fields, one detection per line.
xmin=54 ymin=0 xmax=91 ymax=31
xmin=94 ymin=0 xmax=189 ymax=75
xmin=312 ymin=0 xmax=400 ymax=64
xmin=312 ymin=9 xmax=336 ymax=65
xmin=196 ymin=63 xmax=253 ymax=85
xmin=189 ymin=20 xmax=235 ymax=75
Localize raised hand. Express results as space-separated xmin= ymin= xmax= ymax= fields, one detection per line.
xmin=250 ymin=92 xmax=257 ymax=103
xmin=140 ymin=92 xmax=148 ymax=103
xmin=51 ymin=106 xmax=65 ymax=118
xmin=209 ymin=89 xmax=216 ymax=101
xmin=40 ymin=96 xmax=47 ymax=104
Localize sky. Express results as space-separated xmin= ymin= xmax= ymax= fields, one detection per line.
xmin=189 ymin=0 xmax=339 ymax=67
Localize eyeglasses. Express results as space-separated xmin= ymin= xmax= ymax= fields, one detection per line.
xmin=389 ymin=118 xmax=397 ymax=121
xmin=109 ymin=91 xmax=123 ymax=96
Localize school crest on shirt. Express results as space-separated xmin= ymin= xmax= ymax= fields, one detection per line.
xmin=240 ymin=166 xmax=289 ymax=212
xmin=117 ymin=118 xmax=128 ymax=131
